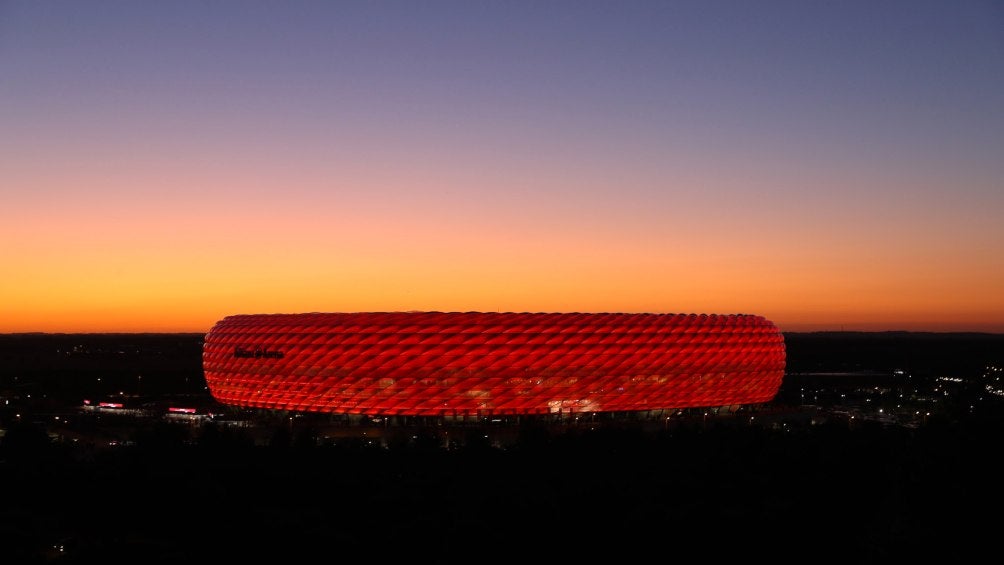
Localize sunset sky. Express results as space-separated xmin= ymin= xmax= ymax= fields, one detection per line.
xmin=2 ymin=1 xmax=1002 ymax=333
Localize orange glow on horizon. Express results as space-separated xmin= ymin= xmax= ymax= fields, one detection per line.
xmin=3 ymin=128 xmax=1001 ymax=335
xmin=3 ymin=206 xmax=1001 ymax=335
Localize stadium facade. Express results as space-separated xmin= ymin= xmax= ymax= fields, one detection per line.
xmin=203 ymin=312 xmax=785 ymax=417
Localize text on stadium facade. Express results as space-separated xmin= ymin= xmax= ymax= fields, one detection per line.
xmin=234 ymin=346 xmax=285 ymax=359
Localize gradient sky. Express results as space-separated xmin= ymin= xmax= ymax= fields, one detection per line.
xmin=2 ymin=1 xmax=1002 ymax=333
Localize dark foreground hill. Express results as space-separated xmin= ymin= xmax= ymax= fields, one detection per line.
xmin=3 ymin=416 xmax=1003 ymax=564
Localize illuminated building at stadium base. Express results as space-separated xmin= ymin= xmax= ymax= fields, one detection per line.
xmin=203 ymin=312 xmax=786 ymax=417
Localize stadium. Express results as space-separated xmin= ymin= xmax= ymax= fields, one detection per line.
xmin=202 ymin=311 xmax=786 ymax=419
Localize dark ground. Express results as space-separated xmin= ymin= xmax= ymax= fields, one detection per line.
xmin=1 ymin=332 xmax=1002 ymax=564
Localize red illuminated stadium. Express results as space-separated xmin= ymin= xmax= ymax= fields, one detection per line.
xmin=202 ymin=312 xmax=785 ymax=417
